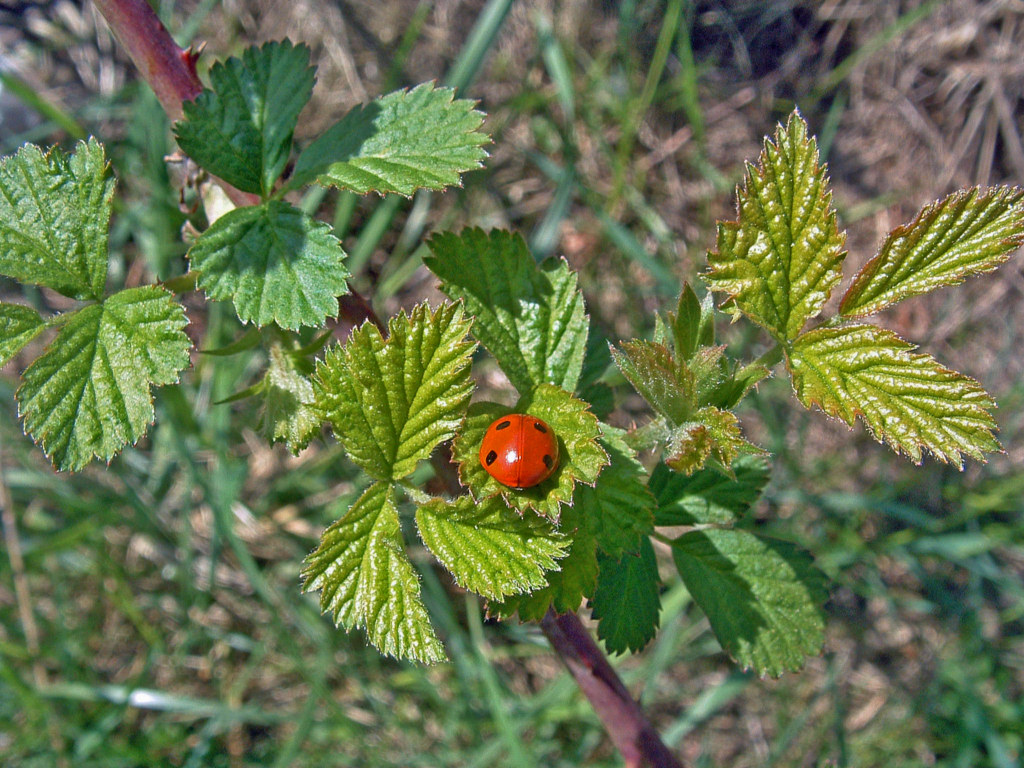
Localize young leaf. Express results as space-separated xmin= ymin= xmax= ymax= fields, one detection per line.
xmin=315 ymin=302 xmax=475 ymax=480
xmin=611 ymin=340 xmax=692 ymax=423
xmin=489 ymin=505 xmax=598 ymax=621
xmin=261 ymin=342 xmax=320 ymax=454
xmin=666 ymin=282 xmax=714 ymax=361
xmin=291 ymin=83 xmax=488 ymax=195
xmin=302 ymin=482 xmax=446 ymax=663
xmin=0 ymin=303 xmax=45 ymax=367
xmin=188 ymin=201 xmax=349 ymax=330
xmin=0 ymin=139 xmax=113 ymax=300
xmin=671 ymin=529 xmax=826 ymax=677
xmin=425 ymin=229 xmax=589 ymax=394
xmin=175 ymin=40 xmax=316 ymax=196
xmin=591 ymin=539 xmax=661 ymax=655
xmin=788 ymin=324 xmax=999 ymax=466
xmin=665 ymin=406 xmax=762 ymax=476
xmin=706 ymin=111 xmax=846 ymax=340
xmin=840 ymin=186 xmax=1024 ymax=317
xmin=416 ymin=496 xmax=570 ymax=601
xmin=650 ymin=455 xmax=769 ymax=526
xmin=576 ymin=427 xmax=655 ymax=559
xmin=17 ymin=286 xmax=191 ymax=471
xmin=452 ymin=384 xmax=607 ymax=519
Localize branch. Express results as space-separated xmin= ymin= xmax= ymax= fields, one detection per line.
xmin=91 ymin=5 xmax=682 ymax=764
xmin=541 ymin=610 xmax=685 ymax=768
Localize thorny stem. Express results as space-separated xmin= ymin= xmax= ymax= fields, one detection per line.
xmin=92 ymin=2 xmax=683 ymax=764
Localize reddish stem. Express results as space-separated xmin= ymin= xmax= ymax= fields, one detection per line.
xmin=91 ymin=2 xmax=684 ymax=764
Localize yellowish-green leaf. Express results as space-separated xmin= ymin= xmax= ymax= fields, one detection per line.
xmin=315 ymin=302 xmax=475 ymax=480
xmin=261 ymin=342 xmax=319 ymax=453
xmin=302 ymin=482 xmax=446 ymax=663
xmin=416 ymin=496 xmax=569 ymax=601
xmin=707 ymin=111 xmax=846 ymax=340
xmin=840 ymin=186 xmax=1024 ymax=317
xmin=788 ymin=324 xmax=999 ymax=467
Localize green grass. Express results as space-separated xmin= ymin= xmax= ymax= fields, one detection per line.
xmin=1 ymin=0 xmax=1023 ymax=765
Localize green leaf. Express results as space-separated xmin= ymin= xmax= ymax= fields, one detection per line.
xmin=650 ymin=455 xmax=769 ymax=526
xmin=666 ymin=282 xmax=715 ymax=361
xmin=260 ymin=342 xmax=320 ymax=453
xmin=0 ymin=303 xmax=45 ymax=366
xmin=188 ymin=201 xmax=349 ymax=330
xmin=416 ymin=495 xmax=570 ymax=601
xmin=665 ymin=406 xmax=762 ymax=476
xmin=840 ymin=186 xmax=1024 ymax=317
xmin=315 ymin=302 xmax=475 ymax=480
xmin=788 ymin=324 xmax=1000 ymax=467
xmin=576 ymin=426 xmax=655 ymax=559
xmin=591 ymin=538 xmax=661 ymax=655
xmin=175 ymin=40 xmax=316 ymax=196
xmin=425 ymin=228 xmax=588 ymax=394
xmin=489 ymin=505 xmax=598 ymax=621
xmin=17 ymin=286 xmax=191 ymax=471
xmin=453 ymin=384 xmax=607 ymax=520
xmin=302 ymin=482 xmax=446 ymax=663
xmin=611 ymin=340 xmax=692 ymax=423
xmin=292 ymin=83 xmax=488 ymax=195
xmin=671 ymin=529 xmax=826 ymax=677
xmin=706 ymin=110 xmax=846 ymax=340
xmin=0 ymin=139 xmax=113 ymax=300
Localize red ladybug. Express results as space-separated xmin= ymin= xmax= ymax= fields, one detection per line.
xmin=479 ymin=414 xmax=559 ymax=489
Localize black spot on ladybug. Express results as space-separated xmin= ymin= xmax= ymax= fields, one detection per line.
xmin=532 ymin=422 xmax=548 ymax=433
xmin=495 ymin=420 xmax=512 ymax=431
xmin=542 ymin=454 xmax=554 ymax=468
xmin=485 ymin=450 xmax=498 ymax=466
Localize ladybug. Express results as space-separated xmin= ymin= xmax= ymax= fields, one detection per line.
xmin=479 ymin=414 xmax=559 ymax=489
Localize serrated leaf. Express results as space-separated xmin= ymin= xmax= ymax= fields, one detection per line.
xmin=671 ymin=529 xmax=826 ymax=677
xmin=665 ymin=406 xmax=762 ymax=476
xmin=611 ymin=340 xmax=692 ymax=423
xmin=788 ymin=324 xmax=999 ymax=467
xmin=292 ymin=83 xmax=488 ymax=195
xmin=453 ymin=384 xmax=607 ymax=519
xmin=0 ymin=303 xmax=45 ymax=366
xmin=840 ymin=186 xmax=1024 ymax=317
xmin=315 ymin=302 xmax=475 ymax=480
xmin=425 ymin=229 xmax=588 ymax=394
xmin=577 ymin=427 xmax=655 ymax=559
xmin=0 ymin=139 xmax=113 ymax=300
xmin=650 ymin=455 xmax=769 ymax=526
xmin=17 ymin=286 xmax=190 ymax=471
xmin=706 ymin=111 xmax=846 ymax=340
xmin=416 ymin=495 xmax=569 ymax=601
xmin=261 ymin=342 xmax=319 ymax=453
xmin=591 ymin=538 xmax=661 ymax=655
xmin=175 ymin=40 xmax=316 ymax=195
xmin=302 ymin=482 xmax=446 ymax=663
xmin=188 ymin=201 xmax=349 ymax=330
xmin=489 ymin=505 xmax=598 ymax=621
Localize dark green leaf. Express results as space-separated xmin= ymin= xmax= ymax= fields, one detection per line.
xmin=425 ymin=228 xmax=589 ymax=394
xmin=188 ymin=201 xmax=349 ymax=330
xmin=175 ymin=40 xmax=316 ymax=195
xmin=672 ymin=529 xmax=826 ymax=677
xmin=650 ymin=455 xmax=769 ymax=526
xmin=591 ymin=539 xmax=661 ymax=655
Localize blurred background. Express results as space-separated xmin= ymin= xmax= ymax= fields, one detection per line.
xmin=0 ymin=0 xmax=1022 ymax=765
